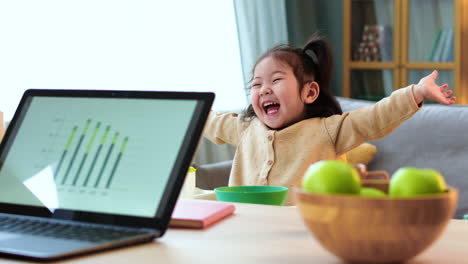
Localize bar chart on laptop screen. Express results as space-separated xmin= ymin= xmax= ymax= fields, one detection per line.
xmin=0 ymin=97 xmax=198 ymax=217
xmin=53 ymin=119 xmax=128 ymax=191
xmin=32 ymin=115 xmax=147 ymax=200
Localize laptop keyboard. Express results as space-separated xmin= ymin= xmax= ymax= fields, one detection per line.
xmin=0 ymin=215 xmax=148 ymax=243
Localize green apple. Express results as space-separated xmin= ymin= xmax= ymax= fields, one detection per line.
xmin=302 ymin=160 xmax=361 ymax=194
xmin=360 ymin=187 xmax=386 ymax=198
xmin=389 ymin=167 xmax=447 ymax=198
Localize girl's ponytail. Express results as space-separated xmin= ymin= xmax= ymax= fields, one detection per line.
xmin=302 ymin=34 xmax=342 ymax=118
xmin=302 ymin=34 xmax=333 ymax=95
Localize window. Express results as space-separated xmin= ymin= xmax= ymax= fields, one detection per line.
xmin=0 ymin=0 xmax=246 ymax=121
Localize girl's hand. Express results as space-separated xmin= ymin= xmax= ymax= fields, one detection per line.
xmin=413 ymin=70 xmax=456 ymax=105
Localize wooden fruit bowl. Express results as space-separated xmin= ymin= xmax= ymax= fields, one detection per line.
xmin=294 ymin=181 xmax=458 ymax=263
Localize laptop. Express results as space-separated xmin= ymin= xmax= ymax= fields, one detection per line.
xmin=0 ymin=89 xmax=214 ymax=261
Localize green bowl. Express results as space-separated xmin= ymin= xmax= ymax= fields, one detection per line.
xmin=214 ymin=186 xmax=288 ymax=206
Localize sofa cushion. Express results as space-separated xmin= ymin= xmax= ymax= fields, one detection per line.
xmin=337 ymin=96 xmax=468 ymax=219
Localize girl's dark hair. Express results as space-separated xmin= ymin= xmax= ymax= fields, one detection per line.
xmin=244 ymin=33 xmax=342 ymax=119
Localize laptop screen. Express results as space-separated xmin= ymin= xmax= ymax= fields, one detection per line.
xmin=0 ymin=92 xmax=208 ymax=218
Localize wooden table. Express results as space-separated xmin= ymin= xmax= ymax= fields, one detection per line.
xmin=2 ymin=202 xmax=468 ymax=264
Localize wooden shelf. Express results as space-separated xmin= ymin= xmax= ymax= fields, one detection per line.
xmin=349 ymin=62 xmax=397 ymax=69
xmin=461 ymin=0 xmax=468 ymax=104
xmin=401 ymin=62 xmax=456 ymax=70
xmin=343 ymin=0 xmax=466 ymax=103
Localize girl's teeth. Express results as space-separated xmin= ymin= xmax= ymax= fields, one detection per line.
xmin=267 ymin=109 xmax=278 ymax=114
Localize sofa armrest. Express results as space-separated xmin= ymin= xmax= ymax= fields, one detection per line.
xmin=195 ymin=160 xmax=232 ymax=190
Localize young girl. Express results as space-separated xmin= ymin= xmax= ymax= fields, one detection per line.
xmin=203 ymin=34 xmax=456 ymax=205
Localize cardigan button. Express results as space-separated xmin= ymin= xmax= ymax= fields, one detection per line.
xmin=267 ymin=135 xmax=273 ymax=141
xmin=267 ymin=160 xmax=273 ymax=165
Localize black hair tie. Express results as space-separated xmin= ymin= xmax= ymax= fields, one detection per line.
xmin=304 ymin=49 xmax=319 ymax=65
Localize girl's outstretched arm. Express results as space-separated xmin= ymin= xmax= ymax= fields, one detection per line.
xmin=413 ymin=70 xmax=456 ymax=105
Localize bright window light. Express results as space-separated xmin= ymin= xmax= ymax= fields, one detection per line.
xmin=0 ymin=0 xmax=246 ymax=121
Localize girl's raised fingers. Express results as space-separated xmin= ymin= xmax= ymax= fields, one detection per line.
xmin=440 ymin=83 xmax=449 ymax=91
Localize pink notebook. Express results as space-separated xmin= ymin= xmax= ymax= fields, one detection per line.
xmin=169 ymin=199 xmax=235 ymax=229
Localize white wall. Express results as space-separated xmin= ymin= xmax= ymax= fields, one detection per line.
xmin=0 ymin=0 xmax=247 ymax=121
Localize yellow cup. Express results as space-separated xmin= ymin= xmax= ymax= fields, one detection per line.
xmin=180 ymin=167 xmax=196 ymax=199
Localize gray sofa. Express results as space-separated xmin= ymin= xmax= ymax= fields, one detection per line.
xmin=195 ymin=97 xmax=468 ymax=219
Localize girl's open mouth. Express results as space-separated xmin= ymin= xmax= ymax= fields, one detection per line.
xmin=263 ymin=102 xmax=280 ymax=115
